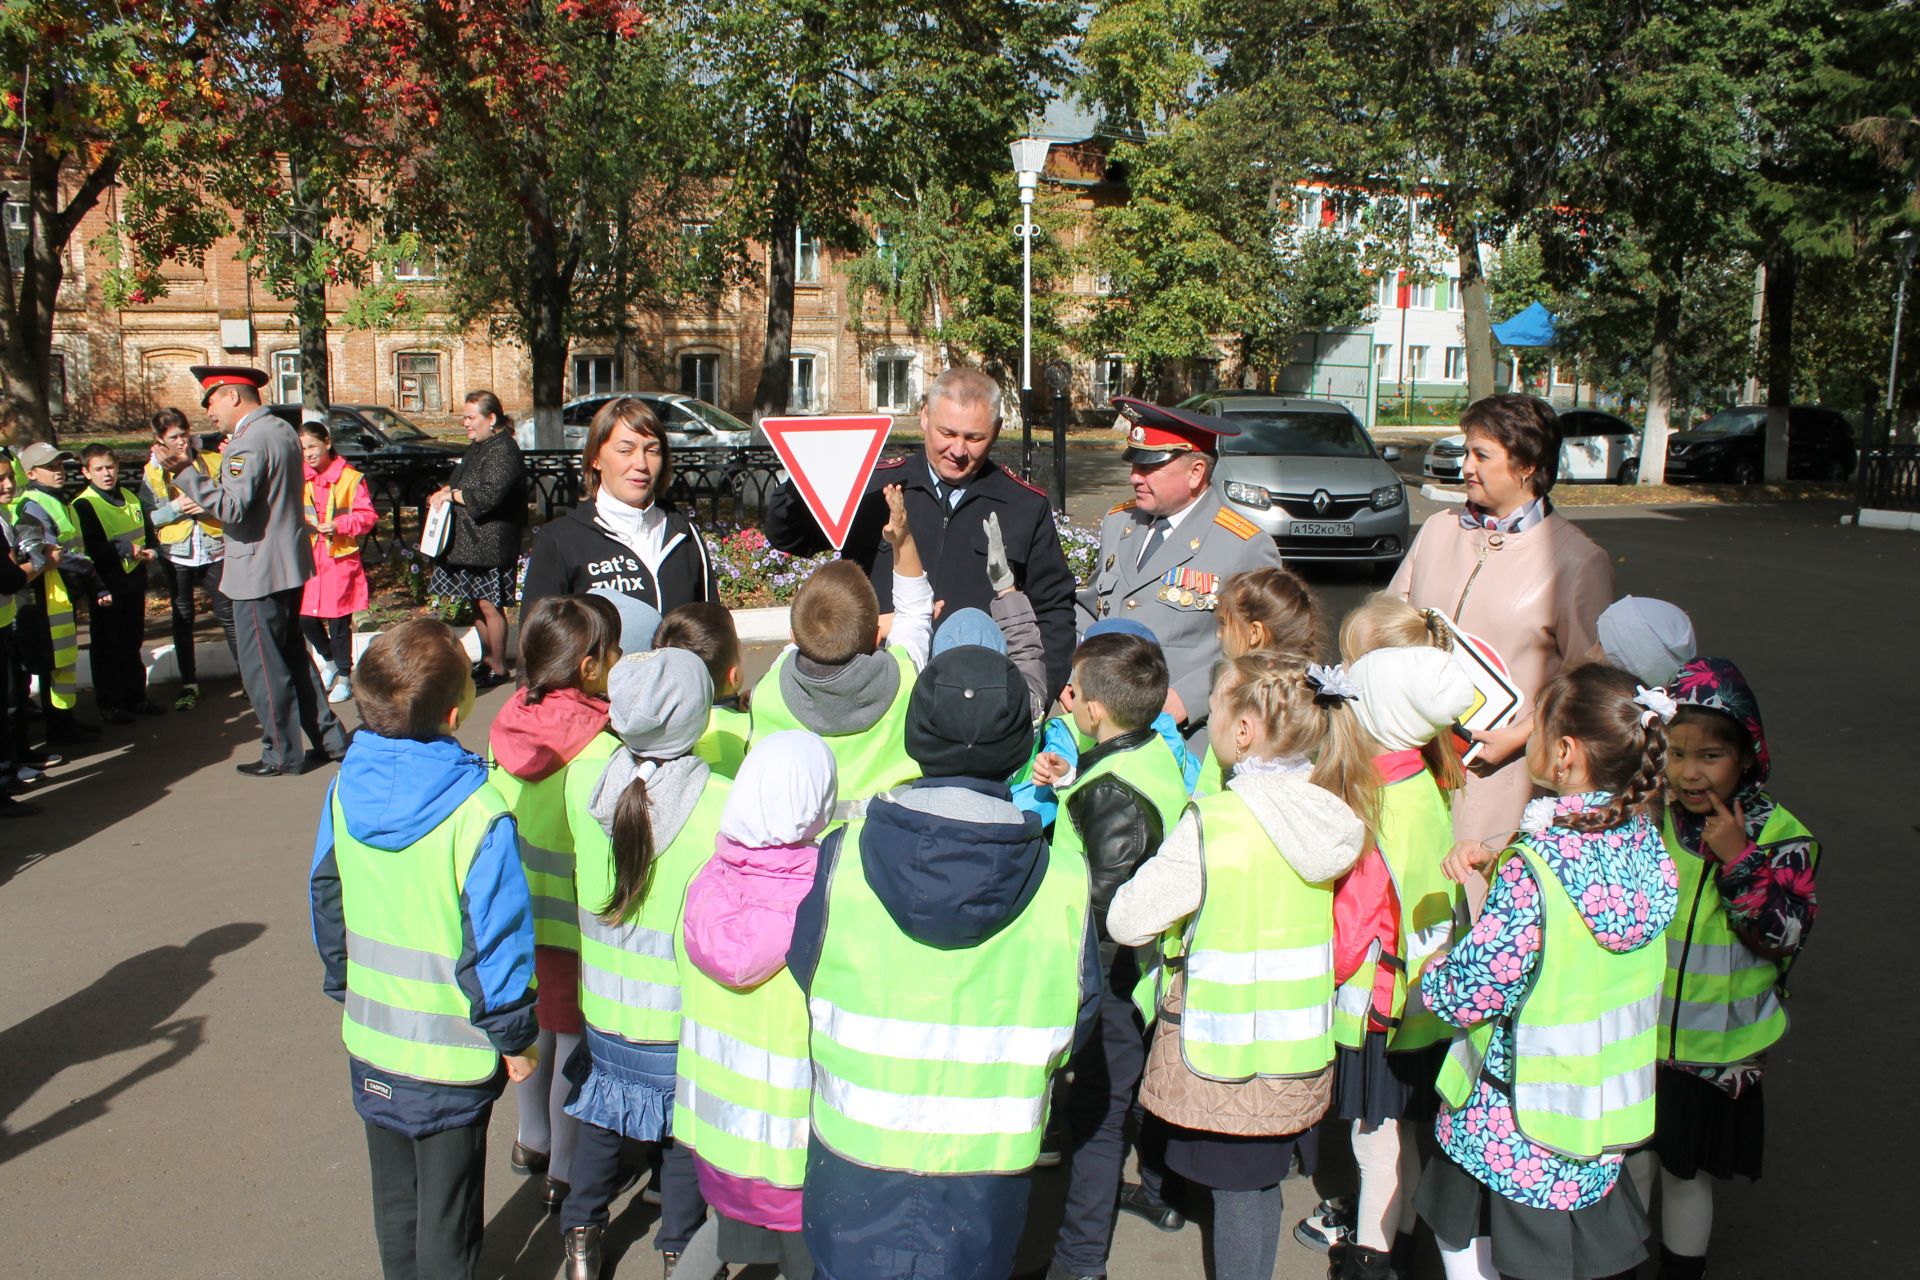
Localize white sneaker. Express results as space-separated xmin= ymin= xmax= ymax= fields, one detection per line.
xmin=317 ymin=658 xmax=339 ymax=688
xmin=328 ymin=674 xmax=353 ymax=704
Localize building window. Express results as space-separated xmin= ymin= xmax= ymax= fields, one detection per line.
xmin=1093 ymin=355 xmax=1126 ymax=404
xmin=1443 ymin=346 xmax=1466 ymax=380
xmin=1407 ymin=280 xmax=1435 ymax=310
xmin=48 ymin=352 xmax=66 ymax=417
xmin=1448 ymin=277 xmax=1464 ymax=310
xmin=1296 ymin=192 xmax=1324 ymax=228
xmin=679 ymin=353 xmax=719 ymax=403
xmin=4 ymin=200 xmax=25 ymax=270
xmin=395 ymin=351 xmax=443 ymax=413
xmin=1093 ymin=268 xmax=1116 ymax=296
xmin=875 ymin=355 xmax=915 ymax=412
xmin=789 ymin=354 xmax=818 ymax=412
xmin=574 ymin=354 xmax=616 ymax=397
xmin=1407 ymin=345 xmax=1429 ymax=381
xmin=1376 ymin=275 xmax=1398 ymax=311
xmin=1551 ymin=363 xmax=1570 ymax=387
xmin=1191 ymin=359 xmax=1219 ymax=395
xmin=794 ymin=229 xmax=821 ymax=285
xmin=273 ymin=351 xmax=302 ymax=404
xmin=392 ymin=246 xmax=442 ymax=282
xmin=681 ymin=221 xmax=712 ymax=240
xmin=1375 ymin=345 xmax=1393 ymax=383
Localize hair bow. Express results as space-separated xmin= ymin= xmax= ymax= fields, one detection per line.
xmin=1633 ymin=684 xmax=1677 ymax=727
xmin=1306 ymin=662 xmax=1360 ymax=705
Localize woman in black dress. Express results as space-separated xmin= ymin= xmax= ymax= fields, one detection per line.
xmin=429 ymin=390 xmax=527 ymax=687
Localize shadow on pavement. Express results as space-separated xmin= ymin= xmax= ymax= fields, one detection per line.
xmin=0 ymin=922 xmax=266 ymax=1166
xmin=478 ymin=1174 xmax=559 ymax=1280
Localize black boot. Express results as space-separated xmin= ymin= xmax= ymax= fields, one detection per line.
xmin=1659 ymin=1245 xmax=1708 ymax=1280
xmin=1334 ymin=1244 xmax=1396 ymax=1280
xmin=562 ymin=1225 xmax=602 ymax=1280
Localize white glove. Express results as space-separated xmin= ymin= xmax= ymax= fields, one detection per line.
xmin=984 ymin=511 xmax=1015 ymax=595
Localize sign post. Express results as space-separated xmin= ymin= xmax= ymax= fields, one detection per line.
xmin=759 ymin=415 xmax=895 ymax=549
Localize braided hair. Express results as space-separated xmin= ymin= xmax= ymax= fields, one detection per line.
xmin=1534 ymin=663 xmax=1669 ymax=833
xmin=1214 ymin=652 xmax=1381 ymax=842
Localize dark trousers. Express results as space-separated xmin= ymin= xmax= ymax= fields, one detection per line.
xmin=303 ymin=613 xmax=355 ymax=674
xmin=364 ymin=1118 xmax=489 ymax=1280
xmin=162 ymin=557 xmax=235 ymax=685
xmin=563 ymin=1127 xmax=706 ymax=1252
xmin=1055 ymin=958 xmax=1151 ymax=1274
xmin=89 ymin=580 xmax=149 ymax=711
xmin=231 ymin=587 xmax=345 ymax=770
xmin=0 ymin=624 xmax=31 ymax=767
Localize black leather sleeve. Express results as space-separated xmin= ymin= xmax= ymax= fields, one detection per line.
xmin=1067 ymin=776 xmax=1167 ymax=939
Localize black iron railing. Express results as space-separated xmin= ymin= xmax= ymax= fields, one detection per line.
xmin=1855 ymin=411 xmax=1920 ymax=514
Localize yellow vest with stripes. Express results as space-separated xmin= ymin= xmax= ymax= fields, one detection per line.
xmin=488 ymin=764 xmax=580 ymax=951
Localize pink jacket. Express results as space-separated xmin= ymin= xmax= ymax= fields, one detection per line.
xmin=298 ymin=455 xmax=377 ymax=618
xmin=680 ymin=832 xmax=819 ymax=1232
xmin=1389 ymin=509 xmax=1614 ymax=846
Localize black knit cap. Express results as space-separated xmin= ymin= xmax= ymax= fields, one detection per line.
xmin=904 ymin=645 xmax=1035 ymax=781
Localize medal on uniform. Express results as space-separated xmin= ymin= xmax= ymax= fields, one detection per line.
xmin=1180 ymin=589 xmax=1195 ymax=606
xmin=1104 ymin=554 xmax=1115 ymax=572
xmin=1189 ymin=537 xmax=1201 ymax=551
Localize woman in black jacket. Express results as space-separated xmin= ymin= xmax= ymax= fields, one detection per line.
xmin=429 ymin=390 xmax=527 ymax=687
xmin=519 ymin=397 xmax=717 ymax=624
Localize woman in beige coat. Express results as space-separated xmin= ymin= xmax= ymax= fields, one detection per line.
xmin=1389 ymin=394 xmax=1615 ymax=848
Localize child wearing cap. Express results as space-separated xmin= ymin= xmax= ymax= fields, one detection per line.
xmin=748 ymin=485 xmax=933 ymax=811
xmin=9 ymin=442 xmax=107 ymax=741
xmin=559 ymin=647 xmax=731 ymax=1280
xmin=786 ymin=644 xmax=1100 ymax=1280
xmin=655 ymin=601 xmax=751 ymax=779
xmin=1595 ymin=595 xmax=1697 ymax=688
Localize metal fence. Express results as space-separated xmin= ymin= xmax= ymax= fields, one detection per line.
xmin=1855 ymin=411 xmax=1920 ymax=514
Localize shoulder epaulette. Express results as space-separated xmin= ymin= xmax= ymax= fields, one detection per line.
xmin=874 ymin=456 xmax=907 ymax=471
xmin=1107 ymin=499 xmax=1137 ymax=516
xmin=1214 ymin=507 xmax=1260 ymax=540
xmin=999 ymin=463 xmax=1047 ymax=498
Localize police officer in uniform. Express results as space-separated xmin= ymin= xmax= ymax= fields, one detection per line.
xmin=764 ymin=366 xmax=1079 ymax=699
xmin=161 ymin=366 xmax=346 ymax=776
xmin=1085 ymin=397 xmax=1283 ymax=747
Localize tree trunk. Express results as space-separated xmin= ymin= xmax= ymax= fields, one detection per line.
xmin=524 ymin=173 xmax=568 ymax=450
xmin=0 ymin=150 xmax=115 ymax=443
xmin=287 ymin=150 xmax=331 ymax=413
xmin=1763 ymin=247 xmax=1795 ymax=483
xmin=1637 ymin=255 xmax=1684 ymax=485
xmin=1456 ymin=227 xmax=1495 ymax=402
xmin=751 ymin=99 xmax=814 ymax=422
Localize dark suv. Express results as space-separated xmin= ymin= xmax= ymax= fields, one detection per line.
xmin=266 ymin=403 xmax=466 ymax=467
xmin=1665 ymin=404 xmax=1856 ymax=483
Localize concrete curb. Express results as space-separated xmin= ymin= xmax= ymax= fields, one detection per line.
xmin=1420 ymin=483 xmax=1469 ymax=505
xmin=88 ymin=604 xmax=797 ymax=692
xmin=1855 ymin=508 xmax=1920 ymax=532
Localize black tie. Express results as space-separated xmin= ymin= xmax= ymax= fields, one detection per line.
xmin=1137 ymin=517 xmax=1169 ymax=569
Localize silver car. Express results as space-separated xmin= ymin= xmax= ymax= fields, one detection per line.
xmin=1176 ymin=393 xmax=1410 ymax=569
xmin=536 ymin=392 xmax=765 ymax=452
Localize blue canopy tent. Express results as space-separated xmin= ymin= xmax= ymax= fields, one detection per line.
xmin=1492 ymin=301 xmax=1558 ymax=393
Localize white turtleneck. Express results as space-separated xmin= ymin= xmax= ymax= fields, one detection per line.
xmin=594 ymin=489 xmax=672 ymax=578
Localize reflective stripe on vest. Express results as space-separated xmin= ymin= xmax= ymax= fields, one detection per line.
xmin=673 ymin=905 xmax=814 ymax=1190
xmin=1658 ymin=808 xmax=1811 ymax=1065
xmin=70 ymin=486 xmax=147 ymax=574
xmin=749 ymin=648 xmax=920 ymax=809
xmin=567 ymin=733 xmax=729 ymax=1044
xmin=1333 ymin=769 xmax=1462 ymax=1053
xmin=1178 ymin=790 xmax=1336 ymax=1082
xmin=16 ymin=491 xmax=82 ymax=708
xmin=306 ymin=465 xmax=366 ymax=559
xmin=489 ymin=764 xmax=580 ymax=950
xmin=807 ymin=818 xmax=1088 ymax=1174
xmin=334 ymin=783 xmax=513 ymax=1085
xmin=1435 ymin=840 xmax=1663 ymax=1159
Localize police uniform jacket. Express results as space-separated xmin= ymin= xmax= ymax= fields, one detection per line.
xmin=174 ymin=406 xmax=314 ymax=601
xmin=1086 ymin=484 xmax=1283 ymax=737
xmin=766 ymin=450 xmax=1079 ymax=699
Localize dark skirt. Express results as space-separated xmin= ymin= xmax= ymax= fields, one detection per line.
xmin=533 ymin=946 xmax=583 ymax=1035
xmin=1417 ymin=1150 xmax=1648 ymax=1280
xmin=1650 ymin=1066 xmax=1765 ymax=1182
xmin=1144 ymin=1115 xmax=1318 ymax=1193
xmin=1334 ymin=1034 xmax=1447 ymax=1126
xmin=429 ymin=562 xmax=516 ymax=607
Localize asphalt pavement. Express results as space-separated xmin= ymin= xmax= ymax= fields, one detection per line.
xmin=0 ymin=461 xmax=1912 ymax=1278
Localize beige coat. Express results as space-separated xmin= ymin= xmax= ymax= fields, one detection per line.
xmin=1140 ymin=969 xmax=1335 ymax=1137
xmin=1389 ymin=509 xmax=1615 ymax=846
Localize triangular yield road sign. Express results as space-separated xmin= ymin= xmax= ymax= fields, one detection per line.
xmin=760 ymin=415 xmax=895 ymax=549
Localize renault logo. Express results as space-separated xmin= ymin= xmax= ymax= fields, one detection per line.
xmin=1312 ymin=489 xmax=1332 ymax=515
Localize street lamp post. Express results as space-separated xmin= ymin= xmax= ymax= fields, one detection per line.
xmin=1011 ymin=137 xmax=1051 ymax=485
xmin=1887 ymin=230 xmax=1916 ymax=417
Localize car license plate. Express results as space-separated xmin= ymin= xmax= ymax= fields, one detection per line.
xmin=1289 ymin=521 xmax=1353 ymax=537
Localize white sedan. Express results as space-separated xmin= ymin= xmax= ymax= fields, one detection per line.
xmin=1423 ymin=409 xmax=1642 ymax=485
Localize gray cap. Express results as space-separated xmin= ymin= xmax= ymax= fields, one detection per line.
xmin=1597 ymin=596 xmax=1696 ymax=689
xmin=589 ymin=587 xmax=663 ymax=654
xmin=605 ymin=647 xmax=713 ymax=758
xmin=16 ymin=442 xmax=75 ymax=471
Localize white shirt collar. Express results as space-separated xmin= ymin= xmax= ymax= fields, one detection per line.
xmin=1156 ymin=492 xmax=1207 ymax=534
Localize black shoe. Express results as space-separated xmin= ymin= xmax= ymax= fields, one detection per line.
xmin=562 ymin=1225 xmax=602 ymax=1280
xmin=1335 ymin=1244 xmax=1396 ymax=1280
xmin=1116 ymin=1181 xmax=1184 ymax=1233
xmin=542 ymin=1176 xmax=569 ymax=1213
xmin=236 ymin=759 xmax=301 ymax=777
xmin=473 ymin=666 xmax=511 ymax=690
xmin=99 ymin=708 xmax=135 ymax=726
xmin=304 ymin=746 xmax=347 ymax=768
xmin=509 ymin=1140 xmax=549 ymax=1175
xmin=1659 ymin=1247 xmax=1709 ymax=1280
xmin=128 ymin=699 xmax=167 ymax=716
xmin=1047 ymin=1264 xmax=1105 ymax=1280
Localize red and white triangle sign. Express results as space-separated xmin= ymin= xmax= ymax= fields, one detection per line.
xmin=760 ymin=415 xmax=894 ymax=549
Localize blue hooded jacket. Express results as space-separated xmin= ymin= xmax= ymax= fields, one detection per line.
xmin=309 ymin=731 xmax=538 ymax=1137
xmin=788 ymin=777 xmax=1100 ymax=1280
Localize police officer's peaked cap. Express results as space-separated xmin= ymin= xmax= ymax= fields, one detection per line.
xmin=190 ymin=365 xmax=270 ymax=407
xmin=1112 ymin=395 xmax=1240 ymax=465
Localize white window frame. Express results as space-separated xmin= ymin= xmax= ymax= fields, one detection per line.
xmin=4 ymin=200 xmax=26 ymax=271
xmin=794 ymin=228 xmax=821 ymax=286
xmin=873 ymin=352 xmax=916 ymax=413
xmin=1376 ymin=275 xmax=1398 ymax=311
xmin=273 ymin=350 xmax=302 ymax=404
xmin=1443 ymin=346 xmax=1467 ymax=380
xmin=1296 ymin=192 xmax=1324 ymax=229
xmin=680 ymin=221 xmax=712 ymax=239
xmin=1375 ymin=345 xmax=1393 ymax=383
xmin=391 ymin=244 xmax=442 ymax=282
xmin=1407 ymin=345 xmax=1429 ymax=381
xmin=1448 ymin=277 xmax=1464 ymax=310
xmin=678 ymin=351 xmax=720 ymax=404
xmin=788 ymin=352 xmax=821 ymax=413
xmin=1092 ymin=355 xmax=1127 ymax=404
xmin=394 ymin=350 xmax=444 ymax=414
xmin=573 ymin=354 xmax=617 ymax=397
xmin=1408 ymin=280 xmax=1435 ymax=310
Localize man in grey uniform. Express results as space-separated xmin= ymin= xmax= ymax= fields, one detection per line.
xmin=161 ymin=366 xmax=345 ymax=776
xmin=1084 ymin=397 xmax=1283 ymax=748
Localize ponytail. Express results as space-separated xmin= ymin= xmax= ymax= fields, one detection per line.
xmin=1215 ymin=653 xmax=1381 ymax=845
xmin=1535 ymin=663 xmax=1671 ymax=833
xmin=599 ymin=771 xmax=657 ymax=923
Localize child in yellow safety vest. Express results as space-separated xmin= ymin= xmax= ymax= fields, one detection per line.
xmin=669 ymin=730 xmax=837 ymax=1280
xmin=486 ymin=594 xmax=622 ymax=1214
xmin=11 ymin=442 xmax=108 ymax=741
xmin=655 ymin=601 xmax=751 ymax=779
xmin=72 ymin=444 xmax=161 ymax=722
xmin=1107 ymin=652 xmax=1370 ymax=1280
xmin=1626 ymin=657 xmax=1818 ymax=1280
xmin=1416 ymin=664 xmax=1679 ymax=1280
xmin=298 ymin=422 xmax=377 ymax=704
